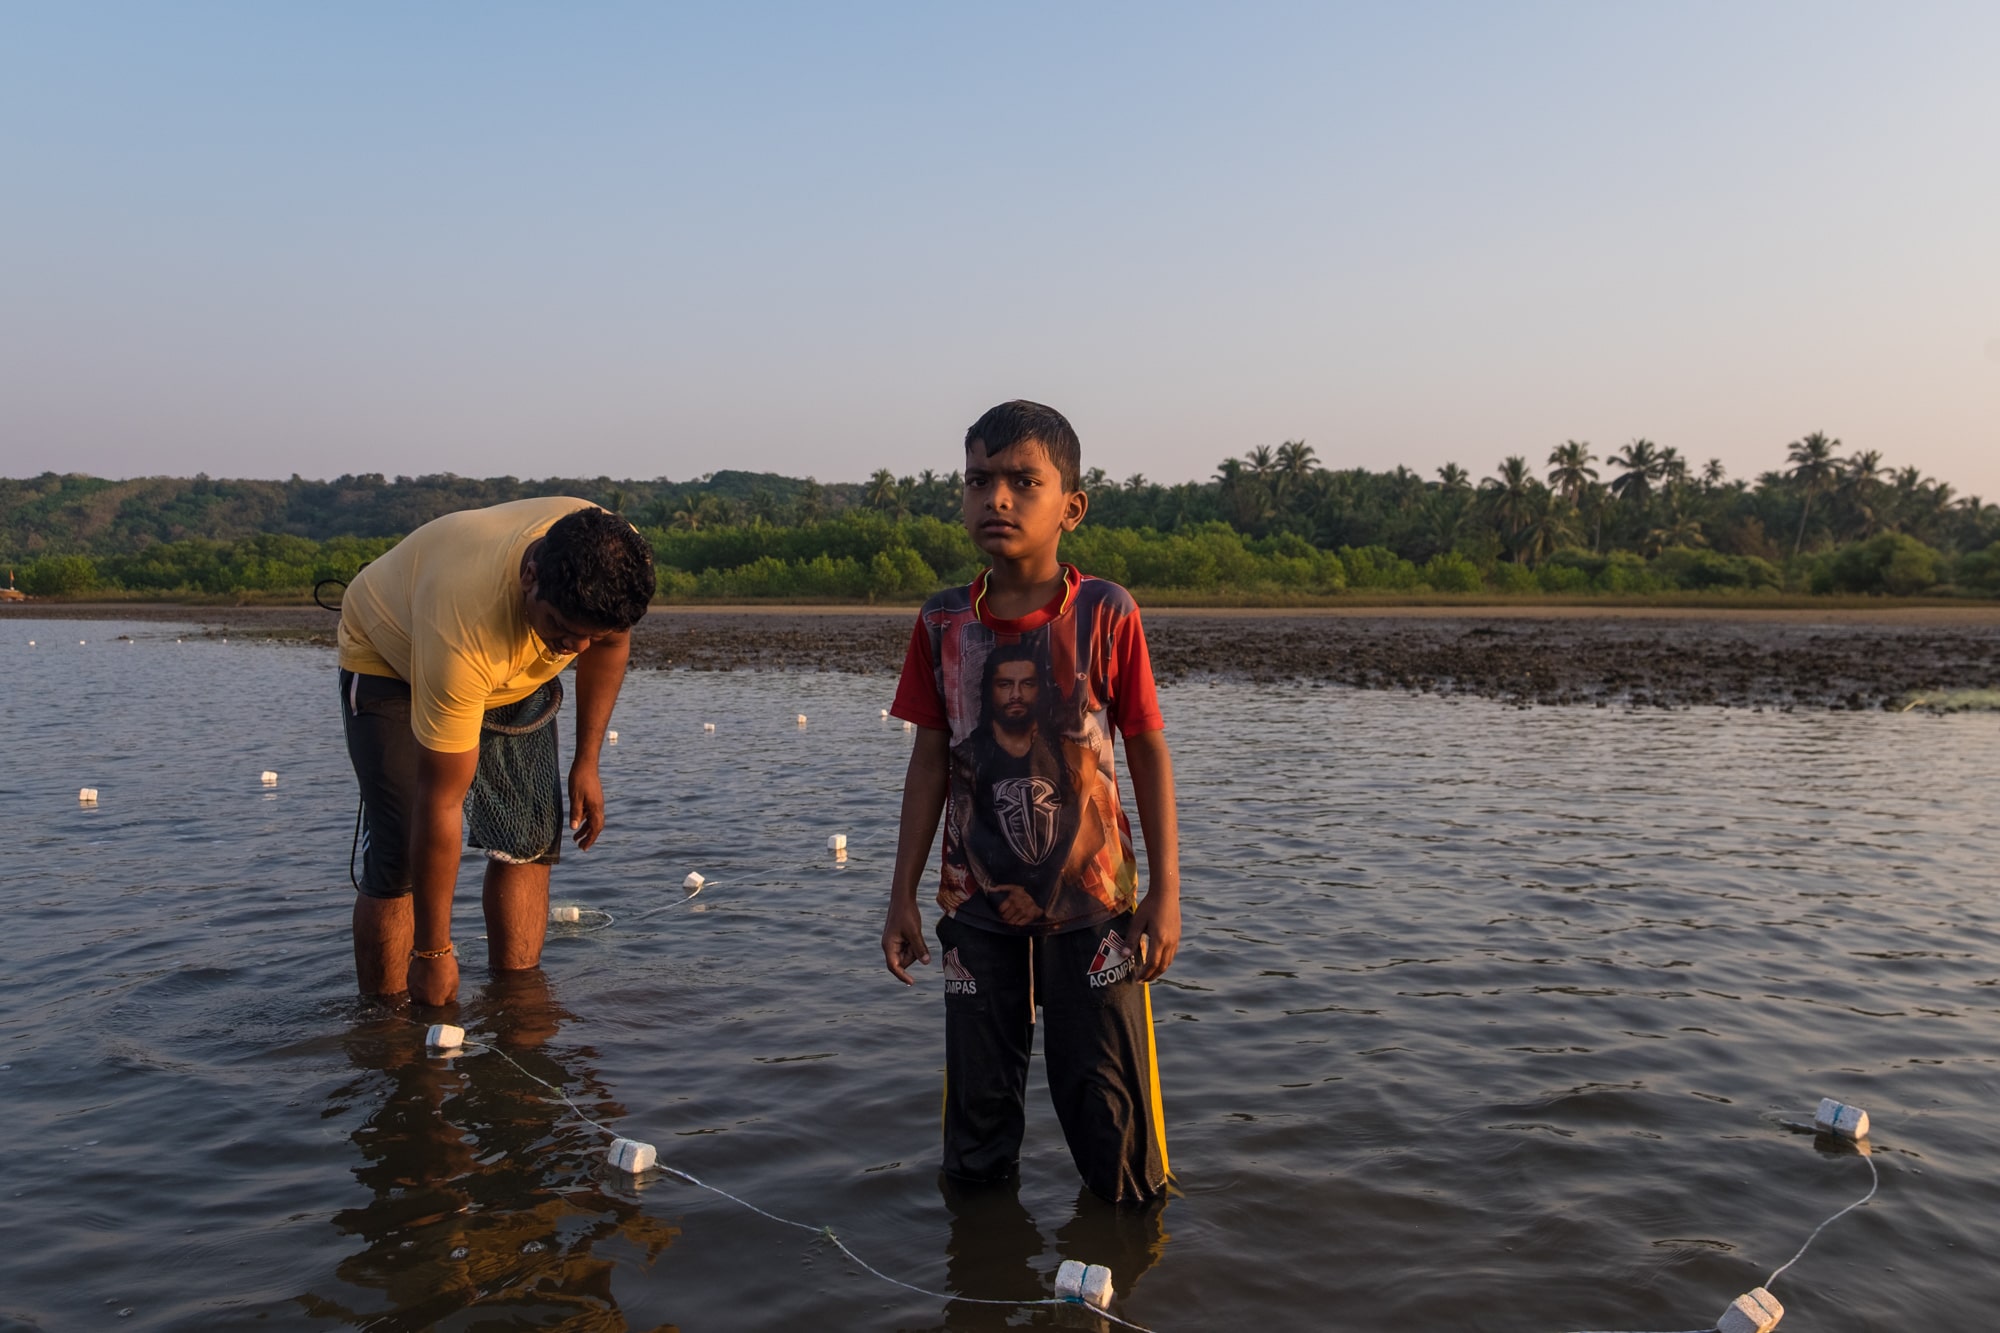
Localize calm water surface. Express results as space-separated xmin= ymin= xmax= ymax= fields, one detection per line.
xmin=2 ymin=620 xmax=1997 ymax=1332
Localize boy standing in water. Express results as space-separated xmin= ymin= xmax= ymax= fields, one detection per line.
xmin=882 ymin=400 xmax=1180 ymax=1203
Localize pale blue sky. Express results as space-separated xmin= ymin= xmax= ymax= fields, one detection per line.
xmin=4 ymin=3 xmax=1997 ymax=497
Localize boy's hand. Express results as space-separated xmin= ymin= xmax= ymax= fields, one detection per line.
xmin=990 ymin=885 xmax=1043 ymax=927
xmin=881 ymin=897 xmax=931 ymax=985
xmin=1131 ymin=890 xmax=1180 ymax=982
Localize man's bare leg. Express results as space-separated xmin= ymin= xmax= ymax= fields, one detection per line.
xmin=354 ymin=893 xmax=414 ymax=996
xmin=483 ymin=859 xmax=551 ymax=970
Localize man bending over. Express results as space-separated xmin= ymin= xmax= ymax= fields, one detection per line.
xmin=337 ymin=499 xmax=655 ymax=1005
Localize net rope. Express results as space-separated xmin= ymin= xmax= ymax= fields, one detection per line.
xmin=1564 ymin=1140 xmax=1879 ymax=1333
xmin=416 ymin=1020 xmax=1161 ymax=1331
xmin=393 ymin=876 xmax=1879 ymax=1333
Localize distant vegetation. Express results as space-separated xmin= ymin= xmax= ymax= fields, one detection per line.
xmin=4 ymin=433 xmax=1998 ymax=601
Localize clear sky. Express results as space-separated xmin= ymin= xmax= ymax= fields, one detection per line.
xmin=4 ymin=3 xmax=1996 ymax=498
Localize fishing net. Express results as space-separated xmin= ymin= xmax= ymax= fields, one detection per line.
xmin=465 ymin=677 xmax=565 ymax=865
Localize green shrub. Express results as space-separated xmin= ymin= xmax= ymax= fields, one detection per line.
xmin=20 ymin=553 xmax=98 ymax=596
xmin=1420 ymin=552 xmax=1483 ymax=593
xmin=1536 ymin=563 xmax=1591 ymax=593
xmin=1650 ymin=547 xmax=1781 ymax=591
xmin=1954 ymin=542 xmax=2000 ymax=595
xmin=1063 ymin=523 xmax=1345 ymax=593
xmin=1487 ymin=561 xmax=1536 ymax=593
xmin=1594 ymin=551 xmax=1656 ymax=593
xmin=1815 ymin=533 xmax=1944 ymax=595
xmin=1338 ymin=545 xmax=1420 ymax=590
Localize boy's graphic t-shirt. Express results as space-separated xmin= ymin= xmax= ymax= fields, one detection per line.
xmin=891 ymin=565 xmax=1164 ymax=936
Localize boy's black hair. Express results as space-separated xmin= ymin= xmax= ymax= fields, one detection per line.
xmin=965 ymin=400 xmax=1082 ymax=493
xmin=535 ymin=506 xmax=655 ymax=631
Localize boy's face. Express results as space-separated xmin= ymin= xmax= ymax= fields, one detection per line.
xmin=962 ymin=437 xmax=1087 ymax=563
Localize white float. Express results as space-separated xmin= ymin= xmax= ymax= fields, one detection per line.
xmin=607 ymin=1137 xmax=657 ymax=1172
xmin=1814 ymin=1097 xmax=1869 ymax=1141
xmin=1717 ymin=1287 xmax=1783 ymax=1333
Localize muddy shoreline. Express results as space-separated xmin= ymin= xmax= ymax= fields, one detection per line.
xmin=9 ymin=601 xmax=1999 ymax=710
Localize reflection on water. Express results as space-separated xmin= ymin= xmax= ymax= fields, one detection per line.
xmin=930 ymin=1176 xmax=1166 ymax=1332
xmin=1 ymin=621 xmax=1998 ymax=1332
xmin=310 ymin=973 xmax=679 ymax=1331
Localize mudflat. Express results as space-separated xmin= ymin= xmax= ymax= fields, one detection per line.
xmin=10 ymin=600 xmax=1999 ymax=709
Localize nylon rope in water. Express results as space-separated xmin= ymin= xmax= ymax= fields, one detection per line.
xmin=417 ymin=1021 xmax=1161 ymax=1332
xmin=1565 ymin=1141 xmax=1881 ymax=1333
xmin=1764 ymin=1148 xmax=1880 ymax=1289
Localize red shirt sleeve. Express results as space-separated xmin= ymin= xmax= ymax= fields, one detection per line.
xmin=889 ymin=616 xmax=949 ymax=730
xmin=1110 ymin=609 xmax=1164 ymax=736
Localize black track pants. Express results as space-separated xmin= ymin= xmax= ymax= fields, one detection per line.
xmin=937 ymin=912 xmax=1170 ymax=1204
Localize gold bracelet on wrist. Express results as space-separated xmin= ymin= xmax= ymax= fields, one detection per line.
xmin=411 ymin=942 xmax=455 ymax=960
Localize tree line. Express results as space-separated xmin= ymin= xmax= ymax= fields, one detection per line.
xmin=5 ymin=433 xmax=1998 ymax=600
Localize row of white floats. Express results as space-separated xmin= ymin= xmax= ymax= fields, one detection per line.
xmin=73 ymin=704 xmax=919 ymax=806
xmin=79 ymin=771 xmax=277 ymax=804
xmin=425 ymin=1012 xmax=1120 ymax=1311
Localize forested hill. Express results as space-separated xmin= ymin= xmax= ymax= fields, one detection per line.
xmin=0 ymin=470 xmax=854 ymax=558
xmin=6 ymin=438 xmax=2000 ymax=600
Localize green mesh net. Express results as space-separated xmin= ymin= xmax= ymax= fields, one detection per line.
xmin=465 ymin=678 xmax=564 ymax=865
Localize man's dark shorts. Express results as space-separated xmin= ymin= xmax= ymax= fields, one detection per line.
xmin=339 ymin=668 xmax=564 ymax=899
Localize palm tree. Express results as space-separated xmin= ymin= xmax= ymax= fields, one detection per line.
xmin=1607 ymin=439 xmax=1663 ymax=505
xmin=1922 ymin=480 xmax=1957 ymax=539
xmin=1701 ymin=458 xmax=1727 ymax=489
xmin=1645 ymin=489 xmax=1707 ymax=554
xmin=1545 ymin=440 xmax=1597 ymax=506
xmin=1656 ymin=446 xmax=1691 ymax=488
xmin=1435 ymin=462 xmax=1471 ymax=491
xmin=1785 ymin=431 xmax=1840 ymax=555
xmin=1215 ymin=456 xmax=1271 ymax=532
xmin=1519 ymin=490 xmax=1582 ymax=566
xmin=1836 ymin=448 xmax=1885 ymax=539
xmin=1481 ymin=456 xmax=1540 ymax=562
xmin=797 ymin=479 xmax=825 ymax=524
xmin=1124 ymin=473 xmax=1148 ymax=492
xmin=1245 ymin=445 xmax=1277 ymax=480
xmin=1422 ymin=485 xmax=1472 ymax=553
xmin=1275 ymin=440 xmax=1318 ymax=495
xmin=864 ymin=468 xmax=899 ymax=513
xmin=1580 ymin=480 xmax=1612 ymax=553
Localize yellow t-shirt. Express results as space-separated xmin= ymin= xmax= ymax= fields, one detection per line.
xmin=337 ymin=496 xmax=596 ymax=752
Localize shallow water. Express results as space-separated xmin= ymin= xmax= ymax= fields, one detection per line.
xmin=3 ymin=619 xmax=1997 ymax=1332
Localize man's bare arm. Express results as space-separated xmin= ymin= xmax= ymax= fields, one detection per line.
xmin=408 ymin=742 xmax=480 ymax=1004
xmin=1123 ymin=728 xmax=1181 ymax=982
xmin=882 ymin=725 xmax=949 ymax=984
xmin=567 ymin=629 xmax=631 ymax=850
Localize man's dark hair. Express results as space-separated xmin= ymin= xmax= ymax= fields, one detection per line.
xmin=965 ymin=400 xmax=1081 ymax=493
xmin=535 ymin=506 xmax=655 ymax=631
